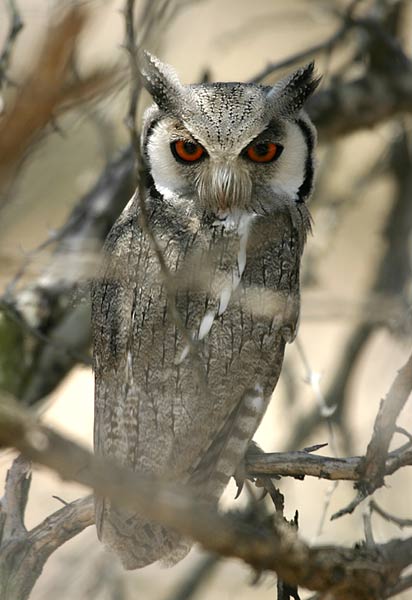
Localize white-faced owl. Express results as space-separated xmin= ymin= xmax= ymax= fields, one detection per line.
xmin=92 ymin=52 xmax=318 ymax=569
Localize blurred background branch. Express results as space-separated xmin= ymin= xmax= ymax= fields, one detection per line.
xmin=0 ymin=0 xmax=23 ymax=94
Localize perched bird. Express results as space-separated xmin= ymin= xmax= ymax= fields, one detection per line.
xmin=92 ymin=52 xmax=319 ymax=569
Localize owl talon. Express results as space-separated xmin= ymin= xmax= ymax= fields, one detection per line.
xmin=254 ymin=484 xmax=268 ymax=502
xmin=233 ymin=461 xmax=248 ymax=499
xmin=235 ymin=479 xmax=244 ymax=499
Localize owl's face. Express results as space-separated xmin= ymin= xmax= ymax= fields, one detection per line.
xmin=141 ymin=53 xmax=319 ymax=218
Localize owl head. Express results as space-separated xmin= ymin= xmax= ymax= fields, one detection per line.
xmin=140 ymin=52 xmax=319 ymax=218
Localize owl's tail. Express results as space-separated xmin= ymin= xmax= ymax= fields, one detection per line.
xmin=95 ymin=497 xmax=191 ymax=569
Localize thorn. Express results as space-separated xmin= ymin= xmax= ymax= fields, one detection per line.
xmin=52 ymin=495 xmax=69 ymax=506
xmin=331 ymin=490 xmax=366 ymax=521
xmin=303 ymin=442 xmax=328 ymax=453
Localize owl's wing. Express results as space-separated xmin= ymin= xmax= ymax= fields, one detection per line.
xmin=92 ymin=199 xmax=193 ymax=568
xmin=92 ymin=202 xmax=139 ymax=530
xmin=93 ymin=205 xmax=136 ymax=458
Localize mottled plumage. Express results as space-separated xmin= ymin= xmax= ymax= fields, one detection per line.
xmin=92 ymin=52 xmax=318 ymax=569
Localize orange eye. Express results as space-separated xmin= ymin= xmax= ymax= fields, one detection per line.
xmin=246 ymin=141 xmax=282 ymax=163
xmin=171 ymin=140 xmax=205 ymax=163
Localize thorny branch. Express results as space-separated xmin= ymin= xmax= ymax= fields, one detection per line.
xmin=245 ymin=443 xmax=412 ymax=483
xmin=0 ymin=396 xmax=412 ymax=600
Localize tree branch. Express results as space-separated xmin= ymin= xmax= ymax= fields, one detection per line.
xmin=370 ymin=500 xmax=412 ymax=529
xmin=359 ymin=351 xmax=412 ymax=490
xmin=0 ymin=396 xmax=411 ymax=599
xmin=0 ymin=6 xmax=118 ymax=198
xmin=0 ymin=145 xmax=134 ymax=404
xmin=0 ymin=454 xmax=30 ymax=543
xmin=309 ymin=69 xmax=412 ymax=143
xmin=331 ymin=350 xmax=412 ymax=520
xmin=0 ymin=454 xmax=94 ymax=600
xmin=246 ymin=443 xmax=412 ymax=482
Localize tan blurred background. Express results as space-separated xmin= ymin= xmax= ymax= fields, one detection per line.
xmin=0 ymin=0 xmax=411 ymax=599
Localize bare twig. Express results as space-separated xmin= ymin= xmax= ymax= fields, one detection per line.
xmin=124 ymin=0 xmax=141 ymax=158
xmin=294 ymin=338 xmax=339 ymax=539
xmin=370 ymin=500 xmax=412 ymax=529
xmin=359 ymin=351 xmax=412 ymax=489
xmin=251 ymin=0 xmax=366 ymax=84
xmin=363 ymin=504 xmax=376 ymax=550
xmin=308 ymin=67 xmax=412 ymax=142
xmin=285 ymin=322 xmax=374 ymax=452
xmin=331 ymin=351 xmax=412 ymax=519
xmin=251 ymin=1 xmax=412 ymax=144
xmin=394 ymin=426 xmax=412 ymax=444
xmin=251 ymin=21 xmax=349 ymax=85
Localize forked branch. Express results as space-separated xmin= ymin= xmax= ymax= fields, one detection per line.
xmin=0 ymin=455 xmax=94 ymax=600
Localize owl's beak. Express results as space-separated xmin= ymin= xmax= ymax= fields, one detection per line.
xmin=199 ymin=163 xmax=251 ymax=212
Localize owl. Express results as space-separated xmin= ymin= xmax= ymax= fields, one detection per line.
xmin=92 ymin=52 xmax=319 ymax=570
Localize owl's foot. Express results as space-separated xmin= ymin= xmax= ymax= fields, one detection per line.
xmin=233 ymin=461 xmax=247 ymax=499
xmin=233 ymin=440 xmax=265 ymax=499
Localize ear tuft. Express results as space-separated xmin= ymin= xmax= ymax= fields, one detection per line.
xmin=268 ymin=62 xmax=321 ymax=115
xmin=139 ymin=51 xmax=185 ymax=114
